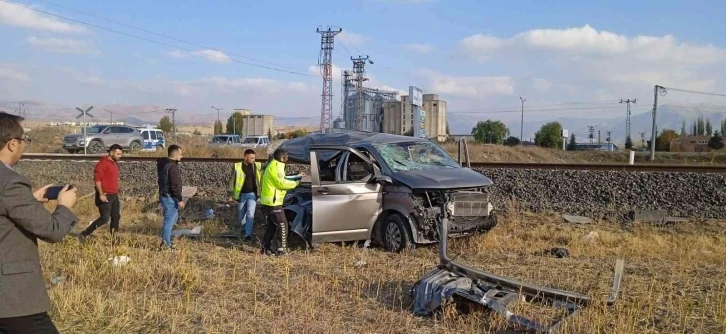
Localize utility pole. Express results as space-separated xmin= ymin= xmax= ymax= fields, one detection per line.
xmin=598 ymin=130 xmax=601 ymax=146
xmin=166 ymin=108 xmax=177 ymax=143
xmin=606 ymin=130 xmax=612 ymax=151
xmin=351 ymin=55 xmax=372 ymax=131
xmin=588 ymin=125 xmax=595 ymax=145
xmin=317 ymin=26 xmax=342 ymax=134
xmin=103 ymin=108 xmax=116 ymax=123
xmin=211 ymin=106 xmax=224 ymax=122
xmin=620 ymin=98 xmax=637 ymax=145
xmin=16 ymin=102 xmax=26 ymax=127
xmin=519 ymin=97 xmax=526 ymax=144
xmin=640 ymin=131 xmax=646 ymax=148
xmin=650 ymin=85 xmax=666 ymax=161
xmin=340 ymin=70 xmax=352 ymax=130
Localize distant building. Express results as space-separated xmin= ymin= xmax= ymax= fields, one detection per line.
xmin=383 ymin=93 xmax=447 ymax=142
xmin=239 ymin=113 xmax=274 ymax=138
xmin=670 ymin=135 xmax=726 ymax=152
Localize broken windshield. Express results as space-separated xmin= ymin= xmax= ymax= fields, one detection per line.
xmin=373 ymin=141 xmax=460 ymax=172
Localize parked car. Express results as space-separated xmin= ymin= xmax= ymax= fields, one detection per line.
xmin=207 ymin=134 xmax=241 ymax=148
xmin=271 ymin=132 xmax=497 ymax=253
xmin=241 ymin=135 xmax=270 ymax=148
xmin=139 ymin=128 xmax=165 ymax=152
xmin=62 ymin=125 xmax=143 ymax=154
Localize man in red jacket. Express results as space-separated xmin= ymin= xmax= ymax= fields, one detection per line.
xmin=78 ymin=144 xmax=123 ymax=245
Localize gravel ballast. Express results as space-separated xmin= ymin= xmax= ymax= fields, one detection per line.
xmin=14 ymin=160 xmax=726 ymax=220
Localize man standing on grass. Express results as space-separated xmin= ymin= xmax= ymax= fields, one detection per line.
xmin=157 ymin=144 xmax=185 ymax=249
xmin=259 ymin=148 xmax=301 ymax=256
xmin=78 ymin=144 xmax=123 ymax=245
xmin=0 ymin=112 xmax=78 ymax=333
xmin=227 ymin=149 xmax=262 ymax=241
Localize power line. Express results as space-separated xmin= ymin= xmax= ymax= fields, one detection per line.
xmin=448 ymin=105 xmax=651 ymax=114
xmin=31 ymin=0 xmax=311 ymax=74
xmin=3 ymin=1 xmax=315 ymax=77
xmin=660 ymin=86 xmax=726 ymax=98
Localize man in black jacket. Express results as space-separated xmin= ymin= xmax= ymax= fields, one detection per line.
xmin=156 ymin=144 xmax=184 ymax=249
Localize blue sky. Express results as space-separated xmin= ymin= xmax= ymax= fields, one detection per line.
xmin=1 ymin=0 xmax=725 ymax=132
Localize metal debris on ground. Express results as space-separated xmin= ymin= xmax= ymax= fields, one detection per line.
xmin=355 ymin=239 xmax=372 ymax=268
xmin=171 ymin=226 xmax=203 ymax=238
xmin=563 ymin=214 xmax=592 ymax=225
xmin=548 ymin=247 xmax=570 ymax=258
xmin=51 ymin=276 xmax=65 ymax=286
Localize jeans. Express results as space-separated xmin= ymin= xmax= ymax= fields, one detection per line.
xmin=0 ymin=312 xmax=59 ymax=334
xmin=82 ymin=193 xmax=120 ymax=236
xmin=159 ymin=196 xmax=179 ymax=246
xmin=237 ymin=192 xmax=257 ymax=237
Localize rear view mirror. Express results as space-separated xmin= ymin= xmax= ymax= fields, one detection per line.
xmin=373 ymin=175 xmax=392 ymax=185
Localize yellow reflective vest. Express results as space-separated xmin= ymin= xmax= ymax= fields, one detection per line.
xmin=229 ymin=161 xmax=262 ymax=201
xmin=259 ymin=159 xmax=299 ymax=207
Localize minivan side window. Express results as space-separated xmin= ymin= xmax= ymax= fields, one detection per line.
xmin=150 ymin=131 xmax=157 ymax=140
xmin=143 ymin=131 xmax=150 ymax=140
xmin=343 ymin=152 xmax=373 ymax=183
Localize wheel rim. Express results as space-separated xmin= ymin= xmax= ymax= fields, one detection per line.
xmin=131 ymin=142 xmax=140 ymax=151
xmin=385 ymin=222 xmax=402 ymax=251
xmin=90 ymin=142 xmax=102 ymax=153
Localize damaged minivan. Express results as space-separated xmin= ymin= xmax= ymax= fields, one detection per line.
xmin=271 ymin=132 xmax=497 ymax=253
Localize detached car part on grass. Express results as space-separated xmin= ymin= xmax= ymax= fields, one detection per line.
xmin=411 ymin=193 xmax=625 ymax=333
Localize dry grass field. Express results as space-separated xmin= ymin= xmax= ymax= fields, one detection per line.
xmin=36 ymin=197 xmax=726 ymax=334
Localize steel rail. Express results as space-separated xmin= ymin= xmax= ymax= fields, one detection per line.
xmin=19 ymin=153 xmax=726 ymax=173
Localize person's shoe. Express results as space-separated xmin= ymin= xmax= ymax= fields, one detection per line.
xmin=111 ymin=235 xmax=121 ymax=246
xmin=159 ymin=242 xmax=177 ymax=251
xmin=260 ymin=247 xmax=275 ymax=256
xmin=77 ymin=233 xmax=87 ymax=245
xmin=276 ymin=248 xmax=290 ymax=256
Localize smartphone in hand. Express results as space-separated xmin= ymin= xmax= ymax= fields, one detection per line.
xmin=44 ymin=185 xmax=73 ymax=200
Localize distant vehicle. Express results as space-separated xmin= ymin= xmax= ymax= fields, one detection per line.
xmin=241 ymin=135 xmax=270 ymax=148
xmin=139 ymin=128 xmax=165 ymax=151
xmin=207 ymin=134 xmax=242 ymax=148
xmin=62 ymin=125 xmax=143 ymax=154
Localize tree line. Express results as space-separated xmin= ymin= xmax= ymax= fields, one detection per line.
xmin=470 ymin=119 xmax=565 ymax=149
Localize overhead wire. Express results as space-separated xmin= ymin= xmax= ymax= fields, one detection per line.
xmin=2 ymin=1 xmax=316 ymax=77
xmin=660 ymin=86 xmax=726 ymax=98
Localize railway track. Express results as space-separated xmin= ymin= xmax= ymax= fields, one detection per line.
xmin=20 ymin=153 xmax=726 ymax=173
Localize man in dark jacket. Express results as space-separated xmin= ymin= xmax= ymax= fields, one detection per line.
xmin=156 ymin=144 xmax=184 ymax=249
xmin=0 ymin=112 xmax=78 ymax=333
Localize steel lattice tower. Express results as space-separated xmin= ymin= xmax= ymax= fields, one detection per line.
xmin=351 ymin=55 xmax=371 ymax=131
xmin=317 ymin=26 xmax=341 ymax=134
xmin=620 ymin=98 xmax=637 ymax=142
xmin=340 ymin=70 xmax=352 ymax=120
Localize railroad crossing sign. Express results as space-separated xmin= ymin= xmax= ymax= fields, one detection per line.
xmin=76 ymin=106 xmax=94 ymax=119
xmin=75 ymin=106 xmax=94 ymax=155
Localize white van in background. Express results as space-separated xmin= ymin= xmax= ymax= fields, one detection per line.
xmin=241 ymin=135 xmax=270 ymax=148
xmin=138 ymin=127 xmax=166 ymax=151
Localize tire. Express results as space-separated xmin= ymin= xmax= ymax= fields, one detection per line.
xmin=381 ymin=214 xmax=413 ymax=253
xmin=129 ymin=141 xmax=141 ymax=153
xmin=88 ymin=140 xmax=104 ymax=154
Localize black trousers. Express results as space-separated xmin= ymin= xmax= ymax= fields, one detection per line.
xmin=0 ymin=312 xmax=59 ymax=334
xmin=261 ymin=205 xmax=288 ymax=251
xmin=82 ymin=193 xmax=120 ymax=236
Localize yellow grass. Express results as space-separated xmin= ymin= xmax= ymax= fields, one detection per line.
xmin=37 ymin=198 xmax=726 ymax=333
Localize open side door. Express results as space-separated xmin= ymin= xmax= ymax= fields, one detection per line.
xmin=309 ymin=145 xmax=388 ymax=244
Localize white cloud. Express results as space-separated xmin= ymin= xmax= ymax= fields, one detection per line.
xmin=422 ymin=70 xmax=515 ymax=98
xmin=0 ymin=1 xmax=88 ymax=34
xmin=167 ymin=49 xmax=232 ymax=63
xmin=533 ymin=78 xmax=552 ymax=92
xmin=0 ymin=64 xmax=30 ymax=82
xmin=26 ymin=36 xmax=99 ymax=55
xmin=402 ymin=43 xmax=434 ymax=54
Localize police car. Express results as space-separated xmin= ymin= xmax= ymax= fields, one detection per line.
xmin=137 ymin=126 xmax=166 ymax=152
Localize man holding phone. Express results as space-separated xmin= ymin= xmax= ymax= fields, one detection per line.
xmin=78 ymin=144 xmax=123 ymax=245
xmin=0 ymin=112 xmax=78 ymax=333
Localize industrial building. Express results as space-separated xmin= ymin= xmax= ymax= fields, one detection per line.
xmin=234 ymin=109 xmax=274 ymax=138
xmin=342 ymin=89 xmax=399 ymax=133
xmin=670 ymin=135 xmax=726 ymax=152
xmin=383 ymin=94 xmax=447 ymax=142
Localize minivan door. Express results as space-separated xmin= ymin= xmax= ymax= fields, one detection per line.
xmin=309 ymin=146 xmax=383 ymax=244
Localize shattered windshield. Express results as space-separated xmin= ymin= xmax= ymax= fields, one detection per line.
xmin=373 ymin=141 xmax=460 ymax=172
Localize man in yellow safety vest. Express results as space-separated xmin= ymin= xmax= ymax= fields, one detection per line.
xmin=227 ymin=149 xmax=262 ymax=241
xmin=259 ymin=148 xmax=303 ymax=255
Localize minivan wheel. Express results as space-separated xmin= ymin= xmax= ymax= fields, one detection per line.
xmin=382 ymin=214 xmax=413 ymax=253
xmin=88 ymin=140 xmax=103 ymax=154
xmin=129 ymin=141 xmax=141 ymax=153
